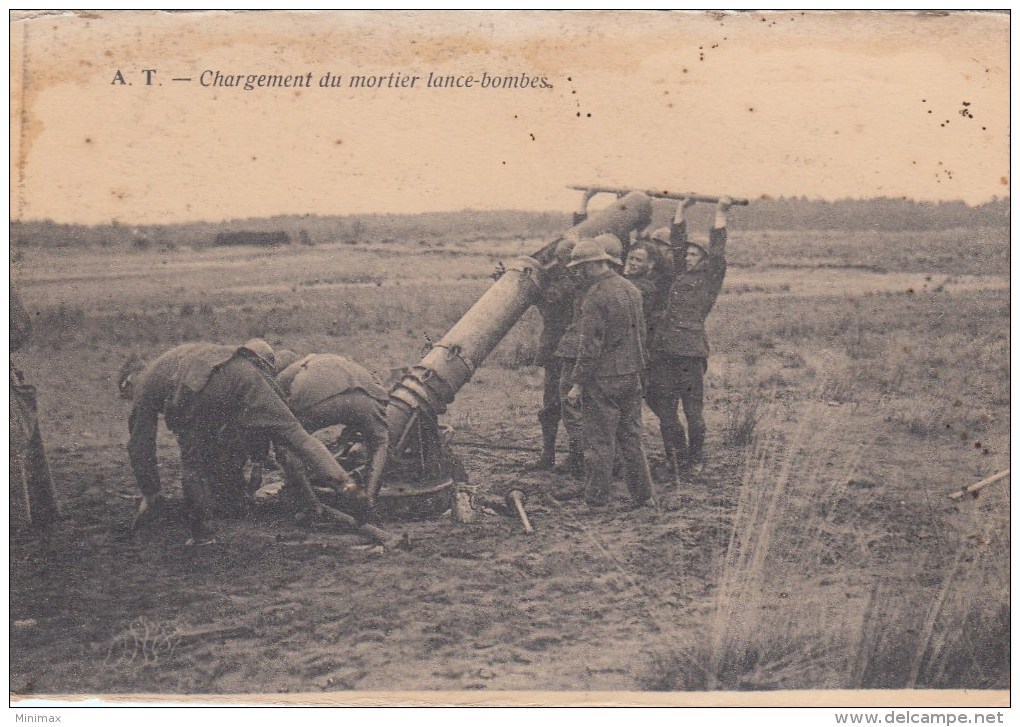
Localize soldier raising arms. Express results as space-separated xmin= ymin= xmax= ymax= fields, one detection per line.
xmin=645 ymin=196 xmax=733 ymax=480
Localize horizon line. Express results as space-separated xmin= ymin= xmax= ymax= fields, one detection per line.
xmin=8 ymin=195 xmax=1010 ymax=228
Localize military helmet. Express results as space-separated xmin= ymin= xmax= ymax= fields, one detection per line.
xmin=273 ymin=348 xmax=301 ymax=373
xmin=566 ymin=238 xmax=614 ymax=268
xmin=595 ymin=233 xmax=623 ymax=267
xmin=240 ymin=338 xmax=276 ymax=370
xmin=649 ymin=227 xmax=672 ymax=245
xmin=555 ymin=237 xmax=576 ymax=263
xmin=685 ymin=239 xmax=709 ymax=258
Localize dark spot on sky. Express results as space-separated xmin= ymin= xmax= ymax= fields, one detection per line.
xmin=567 ymin=77 xmax=572 ymax=82
xmin=748 ymin=107 xmax=754 ymax=112
xmin=85 ymin=138 xmax=91 ymax=144
xmin=251 ymin=156 xmax=257 ymax=161
xmin=335 ymin=139 xmax=342 ymax=145
xmin=529 ymin=133 xmax=535 ymax=140
xmin=586 ymin=113 xmax=591 ymax=118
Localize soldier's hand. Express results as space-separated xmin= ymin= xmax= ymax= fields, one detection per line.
xmin=681 ymin=197 xmax=697 ymax=210
xmin=491 ymin=261 xmax=507 ymax=281
xmin=565 ymin=384 xmax=583 ymax=408
xmin=717 ymin=195 xmax=733 ymax=211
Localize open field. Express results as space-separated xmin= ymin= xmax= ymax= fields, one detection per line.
xmin=9 ymin=223 xmax=1010 ymax=696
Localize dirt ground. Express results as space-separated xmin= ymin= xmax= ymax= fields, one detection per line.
xmin=9 ymin=236 xmax=1011 ymax=697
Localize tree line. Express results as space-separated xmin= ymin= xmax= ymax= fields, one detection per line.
xmin=10 ymin=197 xmax=1008 ymax=250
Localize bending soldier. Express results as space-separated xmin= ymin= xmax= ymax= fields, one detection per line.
xmin=276 ymin=353 xmax=390 ymax=512
xmin=646 ymin=196 xmax=733 ymax=479
xmin=127 ymin=339 xmax=361 ymax=545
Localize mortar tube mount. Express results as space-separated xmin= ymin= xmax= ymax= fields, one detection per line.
xmin=384 ymin=256 xmax=545 ymax=478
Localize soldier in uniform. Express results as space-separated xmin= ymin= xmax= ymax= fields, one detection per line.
xmin=624 ymin=242 xmax=665 ymax=338
xmin=9 ymin=286 xmax=60 ymax=528
xmin=127 ymin=339 xmax=362 ymax=545
xmin=526 ymin=189 xmax=599 ymax=472
xmin=646 ymin=196 xmax=733 ymax=479
xmin=276 ymin=353 xmax=390 ymax=511
xmin=563 ymin=235 xmax=656 ymax=510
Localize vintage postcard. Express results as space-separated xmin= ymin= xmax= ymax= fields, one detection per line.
xmin=9 ymin=10 xmax=1009 ymax=710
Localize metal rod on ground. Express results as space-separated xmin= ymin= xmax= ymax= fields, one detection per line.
xmin=568 ymin=184 xmax=750 ymax=206
xmin=507 ymin=489 xmax=534 ymax=534
xmin=318 ymin=503 xmax=410 ymax=549
xmin=947 ymin=469 xmax=1010 ymax=501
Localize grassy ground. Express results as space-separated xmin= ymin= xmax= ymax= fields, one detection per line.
xmin=9 ymin=227 xmax=1010 ymax=695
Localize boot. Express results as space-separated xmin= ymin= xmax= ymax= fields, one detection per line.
xmin=526 ymin=421 xmax=558 ymax=471
xmin=688 ymin=447 xmax=704 ymax=477
xmin=665 ymin=448 xmax=681 ymax=488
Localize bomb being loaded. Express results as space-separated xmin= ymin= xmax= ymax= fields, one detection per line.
xmin=371 ymin=189 xmax=747 ymax=519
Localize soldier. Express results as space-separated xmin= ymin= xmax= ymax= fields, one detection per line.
xmin=548 ymin=237 xmax=587 ymax=478
xmin=527 ymin=237 xmax=580 ymax=471
xmin=276 ymin=353 xmax=390 ymax=511
xmin=525 ymin=187 xmax=606 ymax=472
xmin=624 ymin=242 xmax=664 ymax=338
xmin=127 ymin=339 xmax=362 ymax=545
xmin=563 ymin=235 xmax=656 ymax=510
xmin=646 ymin=196 xmax=733 ymax=479
xmin=9 ymin=286 xmax=60 ymax=528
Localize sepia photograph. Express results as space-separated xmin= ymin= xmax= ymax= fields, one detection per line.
xmin=8 ymin=9 xmax=1010 ymax=708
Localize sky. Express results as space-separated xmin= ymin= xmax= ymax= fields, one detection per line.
xmin=9 ymin=10 xmax=1009 ymax=225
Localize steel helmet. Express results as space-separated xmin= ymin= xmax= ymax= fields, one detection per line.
xmin=566 ymin=238 xmax=614 ymax=268
xmin=240 ymin=338 xmax=276 ymax=370
xmin=649 ymin=227 xmax=671 ymax=245
xmin=596 ymin=233 xmax=623 ymax=266
xmin=273 ymin=348 xmax=301 ymax=373
xmin=555 ymin=237 xmax=576 ymax=263
xmin=685 ymin=239 xmax=709 ymax=258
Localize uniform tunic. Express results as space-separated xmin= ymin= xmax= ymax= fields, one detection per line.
xmin=534 ymin=270 xmax=577 ymax=435
xmin=277 ymin=354 xmax=390 ymax=501
xmin=646 ymin=222 xmax=727 ymax=460
xmin=571 ymin=268 xmax=653 ymax=506
xmin=128 ymin=344 xmax=348 ymax=530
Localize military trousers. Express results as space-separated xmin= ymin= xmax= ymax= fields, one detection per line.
xmin=176 ymin=423 xmax=251 ymax=533
xmin=645 ymin=353 xmax=707 ymax=461
xmin=556 ymin=357 xmax=583 ymax=448
xmin=580 ymin=373 xmax=654 ymax=506
xmin=10 ymin=375 xmax=59 ymax=528
xmin=290 ymin=390 xmax=390 ymax=501
xmin=538 ymin=356 xmax=563 ymax=429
